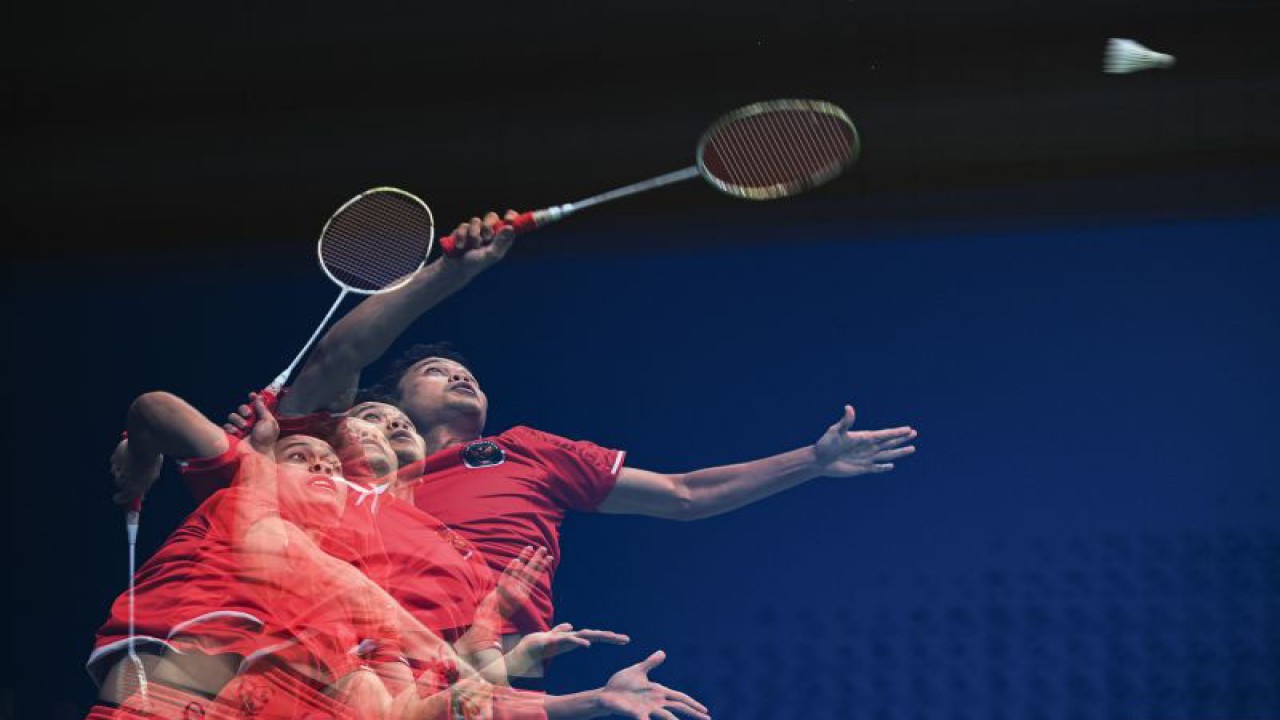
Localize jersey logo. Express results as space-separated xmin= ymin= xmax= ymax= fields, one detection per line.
xmin=461 ymin=440 xmax=505 ymax=468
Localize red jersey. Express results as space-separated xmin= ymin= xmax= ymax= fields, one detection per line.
xmin=338 ymin=467 xmax=497 ymax=645
xmin=179 ymin=431 xmax=497 ymax=645
xmin=409 ymin=426 xmax=625 ymax=634
xmin=90 ymin=482 xmax=365 ymax=687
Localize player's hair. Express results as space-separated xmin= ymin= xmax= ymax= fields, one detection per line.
xmin=359 ymin=342 xmax=473 ymax=404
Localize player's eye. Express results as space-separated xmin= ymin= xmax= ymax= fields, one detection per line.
xmin=286 ymin=451 xmax=306 ymax=462
xmin=424 ymin=367 xmax=446 ymax=376
xmin=362 ymin=412 xmax=382 ymax=422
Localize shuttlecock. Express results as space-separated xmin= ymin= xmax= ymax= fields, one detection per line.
xmin=1104 ymin=38 xmax=1176 ymax=74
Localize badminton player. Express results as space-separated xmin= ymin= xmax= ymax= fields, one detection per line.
xmin=102 ymin=394 xmax=708 ymax=719
xmin=235 ymin=212 xmax=919 ymax=661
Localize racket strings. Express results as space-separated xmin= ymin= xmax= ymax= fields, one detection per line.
xmin=321 ymin=192 xmax=433 ymax=292
xmin=703 ymin=106 xmax=856 ymax=197
xmin=714 ymin=111 xmax=848 ymax=187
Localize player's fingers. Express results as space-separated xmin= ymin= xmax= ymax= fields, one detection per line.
xmin=867 ymin=427 xmax=914 ymax=444
xmin=576 ymin=630 xmax=630 ymax=644
xmin=874 ymin=446 xmax=915 ymax=461
xmin=652 ymin=708 xmax=680 ymax=720
xmin=483 ymin=211 xmax=501 ymax=229
xmin=454 ymin=223 xmax=473 ymax=250
xmin=639 ymin=650 xmax=666 ymax=671
xmin=505 ymin=546 xmax=534 ymax=573
xmin=253 ymin=395 xmax=273 ymax=421
xmin=528 ymin=546 xmax=550 ymax=572
xmin=470 ymin=217 xmax=491 ymax=243
xmin=656 ymin=684 xmax=707 ymax=712
xmin=664 ymin=700 xmax=710 ymax=720
xmin=227 ymin=414 xmax=248 ymax=430
xmin=551 ymin=622 xmax=574 ymax=632
xmin=660 ymin=696 xmax=711 ymax=717
xmin=838 ymin=404 xmax=856 ymax=430
xmin=870 ymin=463 xmax=895 ymax=473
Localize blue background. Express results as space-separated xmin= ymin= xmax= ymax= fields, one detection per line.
xmin=13 ymin=169 xmax=1278 ymax=716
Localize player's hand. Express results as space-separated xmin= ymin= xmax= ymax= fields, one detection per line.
xmin=442 ymin=210 xmax=519 ymax=276
xmin=241 ymin=394 xmax=280 ymax=456
xmin=333 ymin=667 xmax=392 ymax=719
xmin=597 ymin=651 xmax=710 ymax=720
xmin=507 ymin=622 xmax=630 ymax=676
xmin=494 ymin=546 xmax=550 ymax=620
xmin=223 ymin=389 xmax=280 ymax=436
xmin=813 ymin=404 xmax=917 ymax=477
xmin=110 ymin=438 xmax=163 ymax=506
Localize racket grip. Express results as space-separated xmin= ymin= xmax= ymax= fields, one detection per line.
xmin=439 ymin=210 xmax=545 ymax=258
xmin=226 ymin=388 xmax=281 ymax=439
xmin=126 ymin=498 xmax=141 ymax=542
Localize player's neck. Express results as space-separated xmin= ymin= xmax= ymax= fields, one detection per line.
xmin=421 ymin=423 xmax=481 ymax=456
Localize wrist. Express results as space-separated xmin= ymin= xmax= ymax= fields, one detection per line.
xmin=434 ymin=256 xmax=483 ymax=285
xmin=585 ymin=688 xmax=610 ymax=719
xmin=802 ymin=443 xmax=826 ymax=472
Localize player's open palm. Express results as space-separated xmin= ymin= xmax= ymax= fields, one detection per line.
xmin=598 ymin=651 xmax=710 ymax=720
xmin=813 ymin=404 xmax=917 ymax=477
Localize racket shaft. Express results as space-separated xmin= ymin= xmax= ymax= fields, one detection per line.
xmin=439 ymin=165 xmax=699 ymax=257
xmin=570 ymin=165 xmax=699 ymax=210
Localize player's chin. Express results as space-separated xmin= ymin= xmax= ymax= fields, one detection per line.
xmin=447 ymin=395 xmax=486 ymax=414
xmin=393 ymin=447 xmax=425 ymax=466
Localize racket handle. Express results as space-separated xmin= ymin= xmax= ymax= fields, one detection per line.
xmin=126 ymin=498 xmax=141 ymax=543
xmin=439 ymin=206 xmax=573 ymax=258
xmin=226 ymin=388 xmax=281 ymax=439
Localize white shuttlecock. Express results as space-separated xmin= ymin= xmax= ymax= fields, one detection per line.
xmin=1104 ymin=38 xmax=1176 ymax=74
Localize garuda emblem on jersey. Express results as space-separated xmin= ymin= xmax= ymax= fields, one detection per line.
xmin=461 ymin=440 xmax=506 ymax=468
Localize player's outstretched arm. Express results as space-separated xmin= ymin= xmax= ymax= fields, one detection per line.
xmin=599 ymin=404 xmax=917 ymax=521
xmin=110 ymin=391 xmax=230 ymax=505
xmin=279 ymin=211 xmax=518 ymax=416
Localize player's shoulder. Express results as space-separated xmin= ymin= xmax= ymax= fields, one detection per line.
xmin=499 ymin=425 xmax=607 ymax=455
xmin=499 ymin=425 xmax=568 ymax=447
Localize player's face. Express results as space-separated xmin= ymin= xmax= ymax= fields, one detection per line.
xmin=347 ymin=401 xmax=427 ymax=465
xmin=332 ymin=417 xmax=399 ymax=480
xmin=396 ymin=357 xmax=488 ymax=431
xmin=273 ymin=435 xmax=347 ymax=525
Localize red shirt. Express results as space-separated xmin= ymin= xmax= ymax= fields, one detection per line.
xmin=91 ymin=482 xmax=364 ymax=686
xmin=409 ymin=426 xmax=625 ymax=634
xmin=178 ymin=431 xmax=495 ymax=643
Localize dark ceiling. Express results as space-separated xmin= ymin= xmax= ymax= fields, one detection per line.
xmin=10 ymin=0 xmax=1279 ymax=264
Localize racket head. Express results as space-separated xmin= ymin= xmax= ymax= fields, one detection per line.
xmin=695 ymin=99 xmax=860 ymax=200
xmin=317 ymin=187 xmax=435 ymax=295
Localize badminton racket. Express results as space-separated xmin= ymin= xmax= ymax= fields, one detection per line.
xmin=439 ymin=99 xmax=859 ymax=256
xmin=115 ymin=496 xmax=149 ymax=709
xmin=264 ymin=187 xmax=435 ymax=394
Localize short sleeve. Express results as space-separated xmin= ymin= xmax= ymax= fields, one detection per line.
xmin=510 ymin=427 xmax=626 ymax=512
xmin=179 ymin=433 xmax=242 ymax=504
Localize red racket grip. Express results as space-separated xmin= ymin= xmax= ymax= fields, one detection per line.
xmin=439 ymin=211 xmax=537 ymax=258
xmin=226 ymin=388 xmax=281 ymax=439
